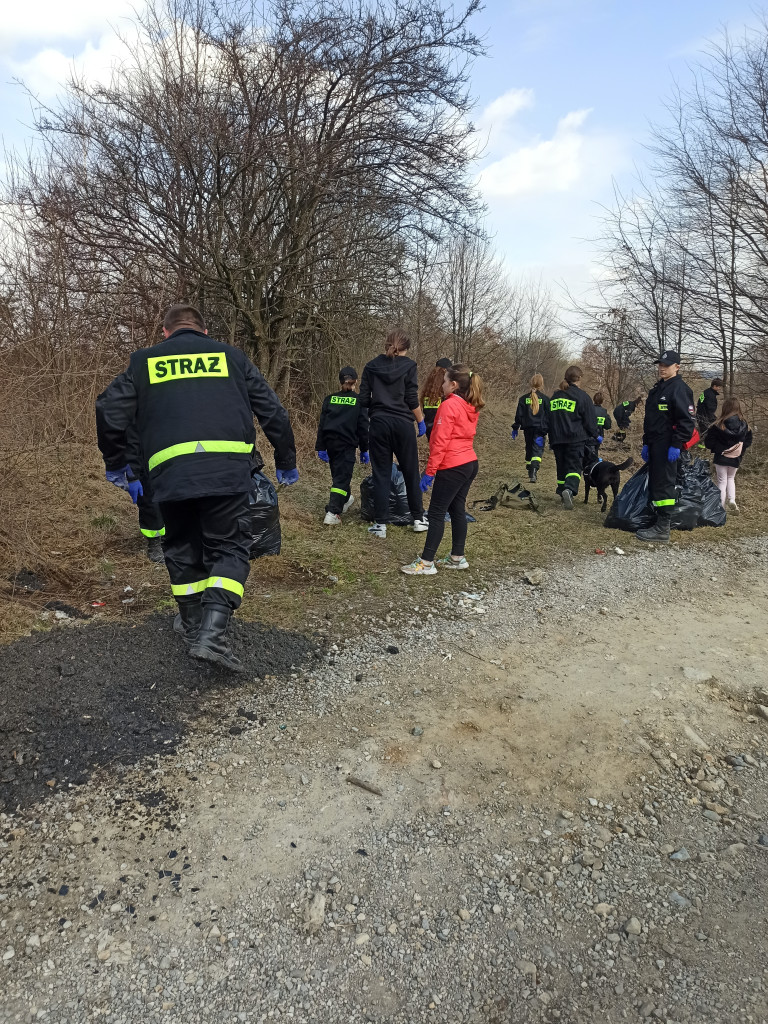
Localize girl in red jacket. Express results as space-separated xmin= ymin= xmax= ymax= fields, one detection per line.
xmin=402 ymin=364 xmax=484 ymax=575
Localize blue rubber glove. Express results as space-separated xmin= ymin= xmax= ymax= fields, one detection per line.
xmin=105 ymin=467 xmax=130 ymax=491
xmin=667 ymin=446 xmax=681 ymax=463
xmin=127 ymin=479 xmax=143 ymax=505
xmin=641 ymin=445 xmax=649 ymax=462
xmin=277 ymin=468 xmax=299 ymax=486
xmin=417 ymin=420 xmax=427 ymax=438
xmin=534 ymin=435 xmax=543 ymax=446
xmin=419 ymin=473 xmax=435 ymax=493
xmin=597 ymin=435 xmax=603 ymax=444
xmin=316 ymin=450 xmax=329 ymax=464
xmin=359 ymin=451 xmax=370 ymax=465
xmin=511 ymin=429 xmax=518 ymax=440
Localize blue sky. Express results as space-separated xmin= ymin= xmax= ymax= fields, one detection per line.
xmin=0 ymin=0 xmax=760 ymax=303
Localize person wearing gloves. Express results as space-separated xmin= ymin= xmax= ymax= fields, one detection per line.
xmin=613 ymin=395 xmax=644 ymax=442
xmin=420 ymin=358 xmax=453 ymax=439
xmin=704 ymin=396 xmax=753 ymax=513
xmin=401 ymin=364 xmax=483 ymax=575
xmin=359 ymin=329 xmax=427 ymax=539
xmin=584 ymin=391 xmax=611 ymax=465
xmin=511 ymin=373 xmax=549 ymax=482
xmin=547 ymin=365 xmax=598 ymax=509
xmin=96 ymin=303 xmax=298 ymax=672
xmin=636 ymin=349 xmax=696 ymax=544
xmin=315 ymin=366 xmax=370 ymax=526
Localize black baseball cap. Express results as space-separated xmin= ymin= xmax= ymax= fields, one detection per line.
xmin=654 ymin=350 xmax=681 ymax=366
xmin=436 ymin=357 xmax=452 ymax=369
xmin=339 ymin=365 xmax=358 ymax=383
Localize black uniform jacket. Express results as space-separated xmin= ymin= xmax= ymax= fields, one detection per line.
xmin=593 ymin=405 xmax=612 ymax=432
xmin=613 ymin=398 xmax=639 ymax=429
xmin=96 ymin=329 xmax=296 ymax=503
xmin=705 ymin=416 xmax=753 ymax=468
xmin=359 ymin=355 xmax=419 ymax=420
xmin=316 ymin=391 xmax=369 ymax=452
xmin=512 ymin=391 xmax=550 ymax=432
xmin=422 ymin=397 xmax=442 ymax=433
xmin=642 ymin=375 xmax=696 ymax=450
xmin=547 ymin=384 xmax=598 ymax=446
xmin=697 ymin=386 xmax=719 ymax=425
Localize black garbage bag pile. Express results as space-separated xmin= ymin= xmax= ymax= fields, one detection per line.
xmin=604 ymin=458 xmax=726 ymax=532
xmin=360 ymin=464 xmax=413 ymax=526
xmin=249 ymin=470 xmax=282 ymax=557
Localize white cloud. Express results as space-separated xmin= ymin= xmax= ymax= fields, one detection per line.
xmin=478 ymin=108 xmax=592 ymax=198
xmin=477 ymin=88 xmax=534 ymax=132
xmin=8 ymin=30 xmax=131 ymax=98
xmin=2 ymin=0 xmax=135 ymax=49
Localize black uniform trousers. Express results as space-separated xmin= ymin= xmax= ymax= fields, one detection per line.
xmin=137 ymin=470 xmax=165 ymax=538
xmin=369 ymin=415 xmax=423 ymax=524
xmin=422 ymin=460 xmax=478 ymax=561
xmin=647 ymin=441 xmax=685 ymax=513
xmin=552 ymin=443 xmax=584 ymax=495
xmin=523 ymin=428 xmax=544 ymax=473
xmin=326 ymin=441 xmax=357 ymax=515
xmin=159 ymin=492 xmax=251 ymax=611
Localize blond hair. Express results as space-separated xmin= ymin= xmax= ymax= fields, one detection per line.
xmin=530 ymin=373 xmax=544 ymax=416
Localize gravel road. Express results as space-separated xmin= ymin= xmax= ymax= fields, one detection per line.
xmin=2 ymin=535 xmax=767 ymax=1024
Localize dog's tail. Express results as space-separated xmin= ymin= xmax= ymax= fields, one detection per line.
xmin=617 ymin=457 xmax=634 ymax=471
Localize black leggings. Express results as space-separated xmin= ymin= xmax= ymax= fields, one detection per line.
xmin=422 ymin=460 xmax=479 ymax=561
xmin=369 ymin=415 xmax=423 ymax=523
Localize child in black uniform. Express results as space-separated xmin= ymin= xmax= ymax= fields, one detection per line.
xmin=584 ymin=390 xmax=611 ymax=465
xmin=420 ymin=358 xmax=453 ymax=439
xmin=511 ymin=373 xmax=549 ymax=482
xmin=548 ymin=365 xmax=598 ymax=509
xmin=316 ymin=366 xmax=369 ymax=526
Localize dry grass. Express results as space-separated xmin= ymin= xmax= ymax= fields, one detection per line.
xmin=0 ymin=401 xmax=764 ymax=644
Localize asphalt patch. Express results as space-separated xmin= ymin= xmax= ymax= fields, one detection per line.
xmin=0 ymin=613 xmax=317 ymax=812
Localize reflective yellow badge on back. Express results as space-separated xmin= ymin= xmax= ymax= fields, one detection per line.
xmin=148 ymin=353 xmax=229 ymax=383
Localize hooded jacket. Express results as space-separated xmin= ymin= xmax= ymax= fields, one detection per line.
xmin=512 ymin=390 xmax=550 ymax=432
xmin=425 ymin=393 xmax=479 ymax=475
xmin=359 ymin=354 xmax=419 ymax=421
xmin=547 ymin=383 xmax=598 ymax=446
xmin=705 ymin=416 xmax=753 ymax=467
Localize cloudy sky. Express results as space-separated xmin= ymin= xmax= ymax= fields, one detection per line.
xmin=0 ymin=0 xmax=759 ymax=304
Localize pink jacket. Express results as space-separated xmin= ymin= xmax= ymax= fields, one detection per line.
xmin=425 ymin=394 xmax=478 ymax=475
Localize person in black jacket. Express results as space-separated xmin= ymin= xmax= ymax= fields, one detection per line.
xmin=696 ymin=378 xmax=723 ymax=437
xmin=511 ymin=373 xmax=549 ymax=482
xmin=584 ymin=391 xmax=611 ymax=466
xmin=613 ymin=395 xmax=644 ymax=442
xmin=96 ymin=303 xmax=298 ymax=672
xmin=704 ymin=396 xmax=753 ymax=513
xmin=420 ymin=358 xmax=453 ymax=439
xmin=359 ymin=329 xmax=427 ymax=539
xmin=547 ymin=365 xmax=598 ymax=509
xmin=315 ymin=366 xmax=369 ymax=526
xmin=636 ymin=350 xmax=696 ymax=544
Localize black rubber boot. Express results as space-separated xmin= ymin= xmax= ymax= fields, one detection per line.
xmin=636 ymin=513 xmax=671 ymax=544
xmin=529 ymin=466 xmax=538 ymax=483
xmin=173 ymin=600 xmax=203 ymax=646
xmin=146 ymin=537 xmax=165 ymax=563
xmin=188 ymin=606 xmax=244 ymax=673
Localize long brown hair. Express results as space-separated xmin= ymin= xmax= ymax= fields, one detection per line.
xmin=559 ymin=364 xmax=582 ymax=390
xmin=384 ymin=329 xmax=411 ymax=358
xmin=593 ymin=391 xmax=604 ymax=406
xmin=447 ymin=364 xmax=485 ymax=410
xmin=715 ymin=396 xmax=747 ymax=430
xmin=529 ymin=373 xmax=544 ymax=416
xmin=420 ymin=366 xmax=446 ymax=407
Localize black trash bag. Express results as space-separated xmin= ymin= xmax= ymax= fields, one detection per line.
xmin=360 ymin=464 xmax=413 ymax=526
xmin=672 ymin=463 xmax=702 ymax=531
xmin=689 ymin=458 xmax=727 ymax=527
xmin=605 ymin=458 xmax=726 ymax=532
xmin=603 ymin=463 xmax=655 ymax=531
xmin=249 ymin=470 xmax=281 ymax=558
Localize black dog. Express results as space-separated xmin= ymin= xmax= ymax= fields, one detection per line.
xmin=584 ymin=456 xmax=634 ymax=512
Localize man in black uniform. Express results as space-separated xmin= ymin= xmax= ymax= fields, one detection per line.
xmin=96 ymin=303 xmax=298 ymax=671
xmin=636 ymin=350 xmax=695 ymax=544
xmin=696 ymin=378 xmax=723 ymax=437
xmin=315 ymin=366 xmax=369 ymax=525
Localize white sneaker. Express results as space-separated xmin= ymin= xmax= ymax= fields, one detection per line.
xmin=342 ymin=494 xmax=355 ymax=513
xmin=401 ymin=558 xmax=437 ymax=576
xmin=368 ymin=522 xmax=387 ymax=538
xmin=411 ymin=517 xmax=429 ymax=533
xmin=323 ymin=511 xmax=342 ymax=526
xmin=436 ymin=555 xmax=469 ymax=570
xmin=727 ymin=501 xmax=740 ymax=513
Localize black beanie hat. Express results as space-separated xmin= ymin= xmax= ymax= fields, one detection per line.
xmin=339 ymin=365 xmax=358 ymax=383
xmin=436 ymin=357 xmax=452 ymax=370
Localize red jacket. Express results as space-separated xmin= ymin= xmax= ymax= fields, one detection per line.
xmin=426 ymin=393 xmax=479 ymax=475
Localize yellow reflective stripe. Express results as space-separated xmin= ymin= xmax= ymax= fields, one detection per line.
xmin=148 ymin=440 xmax=253 ymax=472
xmin=565 ymin=472 xmax=581 ymax=479
xmin=652 ymin=499 xmax=676 ymax=507
xmin=170 ymin=576 xmax=244 ymax=598
xmin=140 ymin=527 xmax=166 ymax=538
xmin=330 ymin=487 xmax=347 ymax=496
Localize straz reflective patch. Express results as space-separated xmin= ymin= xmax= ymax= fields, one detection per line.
xmin=423 ymin=400 xmax=441 ymax=409
xmin=550 ymin=398 xmax=576 ymax=412
xmin=330 ymin=395 xmax=358 ymax=406
xmin=658 ymin=403 xmax=668 ymax=411
xmin=148 ymin=353 xmax=229 ymax=383
xmin=597 ymin=416 xmax=606 ymax=425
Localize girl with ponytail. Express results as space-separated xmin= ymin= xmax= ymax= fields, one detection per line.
xmin=547 ymin=365 xmax=599 ymax=509
xmin=402 ymin=364 xmax=484 ymax=576
xmin=511 ymin=373 xmax=550 ymax=483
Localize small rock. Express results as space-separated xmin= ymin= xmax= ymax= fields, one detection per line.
xmin=683 ymin=667 xmax=713 ymax=683
xmin=517 ymin=960 xmax=537 ymax=980
xmin=624 ymin=917 xmax=642 ymax=936
xmin=594 ymin=903 xmax=613 ymax=918
xmin=683 ymin=725 xmax=708 ymax=749
xmin=757 ymin=834 xmax=768 ymax=847
xmin=25 ymin=935 xmax=41 ymax=949
xmin=668 ymin=891 xmax=691 ymax=909
xmin=638 ymin=1001 xmax=655 ymax=1018
xmin=304 ymin=893 xmax=326 ymax=933
xmin=2 ymin=947 xmax=14 ymax=962
xmin=524 ymin=570 xmax=543 ymax=586
xmin=355 ymin=933 xmax=370 ymax=946
xmin=386 ymin=645 xmax=399 ymax=655
xmin=355 ymin=673 xmax=363 ymax=682
xmin=559 ymin=810 xmax=574 ymax=820
xmin=458 ymin=909 xmax=471 ymax=922
xmin=669 ymin=847 xmax=690 ymax=862
xmin=301 ymin=774 xmax=309 ymax=785
xmin=411 ymin=726 xmax=424 ymax=737
xmin=431 ymin=760 xmax=442 ymax=769
xmin=702 ymin=810 xmax=721 ymax=823
xmin=756 ymin=705 xmax=768 ymax=722
xmin=588 ymin=797 xmax=598 ymax=807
